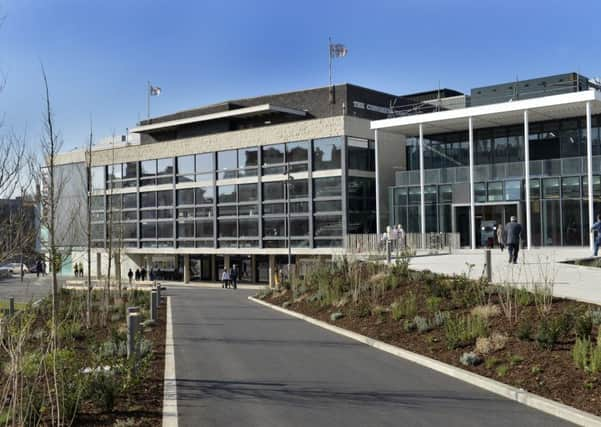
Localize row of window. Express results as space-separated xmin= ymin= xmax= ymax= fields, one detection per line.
xmin=392 ymin=176 xmax=601 ymax=207
xmin=406 ymin=115 xmax=601 ymax=171
xmin=92 ymin=215 xmax=342 ymax=240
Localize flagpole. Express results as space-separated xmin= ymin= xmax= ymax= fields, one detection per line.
xmin=147 ymin=81 xmax=150 ymax=119
xmin=328 ymin=36 xmax=332 ymax=88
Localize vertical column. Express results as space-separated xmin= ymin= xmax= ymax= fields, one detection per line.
xmin=468 ymin=117 xmax=475 ymax=250
xmin=419 ymin=124 xmax=426 ymax=249
xmin=268 ymin=254 xmax=276 ymax=288
xmin=210 ymin=254 xmax=216 ymax=281
xmin=224 ymin=255 xmax=231 ymax=271
xmin=374 ymin=129 xmax=381 ymax=236
xmin=341 ymin=137 xmax=348 ymax=247
xmin=251 ymin=254 xmax=257 ymax=283
xmin=587 ymin=101 xmax=594 ymax=251
xmin=524 ymin=110 xmax=532 ymax=250
xmin=183 ymin=254 xmax=190 ymax=284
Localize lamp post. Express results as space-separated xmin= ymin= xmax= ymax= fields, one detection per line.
xmin=286 ymin=171 xmax=295 ymax=280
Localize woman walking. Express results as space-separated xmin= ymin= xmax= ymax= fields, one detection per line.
xmin=497 ymin=223 xmax=505 ymax=252
xmin=221 ymin=269 xmax=230 ymax=289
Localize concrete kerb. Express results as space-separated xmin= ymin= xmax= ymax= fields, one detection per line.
xmin=248 ymin=296 xmax=601 ymax=427
xmin=162 ymin=296 xmax=178 ymax=427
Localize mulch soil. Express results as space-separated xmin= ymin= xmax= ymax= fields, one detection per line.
xmin=76 ymin=303 xmax=166 ymax=426
xmin=265 ymin=284 xmax=601 ymax=416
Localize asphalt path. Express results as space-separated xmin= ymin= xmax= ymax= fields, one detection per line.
xmin=169 ymin=287 xmax=573 ymax=427
xmin=0 ymin=274 xmax=52 ymax=303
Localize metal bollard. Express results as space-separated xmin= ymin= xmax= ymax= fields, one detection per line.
xmin=485 ymin=249 xmax=492 ymax=282
xmin=127 ymin=312 xmax=140 ymax=359
xmin=8 ymin=297 xmax=15 ymax=317
xmin=150 ymin=290 xmax=158 ymax=322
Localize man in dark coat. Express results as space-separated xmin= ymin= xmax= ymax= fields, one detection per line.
xmin=503 ymin=216 xmax=523 ymax=264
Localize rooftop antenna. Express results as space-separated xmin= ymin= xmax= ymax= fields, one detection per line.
xmin=437 ymin=80 xmax=441 ymax=111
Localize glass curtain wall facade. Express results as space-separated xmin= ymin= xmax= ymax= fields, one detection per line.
xmin=90 ymin=136 xmax=375 ymax=250
xmin=390 ymin=115 xmax=601 ymax=247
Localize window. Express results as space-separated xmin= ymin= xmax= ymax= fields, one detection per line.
xmin=287 ymin=141 xmax=309 ymax=163
xmin=177 ymin=155 xmax=195 ymax=175
xmin=314 ymin=215 xmax=342 ymax=236
xmin=263 ymin=203 xmax=285 ymax=214
xmin=123 ymin=162 xmax=137 ymax=179
xmin=238 ymin=147 xmax=258 ymax=168
xmin=123 ymin=193 xmax=137 ymax=209
xmin=157 ymin=158 xmax=173 ymax=175
xmin=289 ymin=179 xmax=308 ymax=199
xmin=264 ymin=218 xmax=285 ymax=237
xmin=562 ymin=176 xmax=581 ymax=198
xmin=92 ymin=167 xmax=105 ymax=190
xmin=290 ymin=218 xmax=309 ymax=236
xmin=140 ymin=192 xmax=156 ymax=208
xmin=217 ymin=150 xmax=237 ymax=178
xmin=218 ymin=185 xmax=236 ymax=203
xmin=141 ymin=222 xmax=156 ymax=239
xmin=239 ymin=218 xmax=258 ymax=237
xmin=542 ymin=178 xmax=560 ymax=199
xmin=238 ymin=183 xmax=258 ymax=202
xmin=238 ymin=204 xmax=257 ymax=216
xmin=487 ymin=182 xmax=503 ymax=202
xmin=195 ymin=187 xmax=214 ymax=204
xmin=474 ymin=183 xmax=486 ymax=203
xmin=262 ymin=144 xmax=285 ymax=164
xmin=262 ymin=181 xmax=285 ymax=200
xmin=347 ymin=138 xmax=374 ymax=171
xmin=177 ymin=222 xmax=195 ymax=238
xmin=313 ymin=177 xmax=341 ymax=198
xmin=504 ymin=180 xmax=521 ymax=201
xmin=196 ymin=220 xmax=213 ymax=238
xmin=157 ymin=190 xmax=173 ymax=207
xmin=314 ymin=200 xmax=342 ymax=212
xmin=290 ymin=201 xmax=309 ymax=213
xmin=196 ymin=206 xmax=213 ymax=217
xmin=91 ymin=196 xmax=104 ymax=211
xmin=218 ymin=219 xmax=237 ymax=237
xmin=439 ymin=185 xmax=452 ymax=204
xmin=157 ymin=222 xmax=173 ymax=238
xmin=177 ymin=189 xmax=195 ymax=205
xmin=313 ymin=137 xmax=341 ymax=170
xmin=140 ymin=160 xmax=156 ymax=177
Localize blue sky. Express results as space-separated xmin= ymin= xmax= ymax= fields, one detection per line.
xmin=2 ymin=0 xmax=601 ymax=151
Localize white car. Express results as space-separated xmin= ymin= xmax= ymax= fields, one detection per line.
xmin=2 ymin=263 xmax=29 ymax=274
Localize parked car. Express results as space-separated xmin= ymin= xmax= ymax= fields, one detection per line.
xmin=1 ymin=263 xmax=30 ymax=274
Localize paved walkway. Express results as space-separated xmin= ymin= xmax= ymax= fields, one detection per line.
xmin=409 ymin=248 xmax=601 ymax=306
xmin=169 ymin=287 xmax=572 ymax=427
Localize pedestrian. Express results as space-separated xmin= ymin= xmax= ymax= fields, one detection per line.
xmin=135 ymin=268 xmax=140 ymax=281
xmin=141 ymin=267 xmax=147 ymax=281
xmin=150 ymin=267 xmax=155 ymax=282
xmin=78 ymin=262 xmax=84 ymax=277
xmin=497 ymin=223 xmax=505 ymax=252
xmin=128 ymin=268 xmax=134 ymax=286
xmin=221 ymin=269 xmax=230 ymax=288
xmin=36 ymin=260 xmax=42 ymax=278
xmin=397 ymin=224 xmax=406 ymax=249
xmin=503 ymin=216 xmax=522 ymax=264
xmin=590 ymin=214 xmax=601 ymax=256
xmin=73 ymin=263 xmax=78 ymax=277
xmin=230 ymin=265 xmax=238 ymax=290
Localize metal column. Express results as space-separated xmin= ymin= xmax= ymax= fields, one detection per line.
xmin=524 ymin=110 xmax=532 ymax=250
xmin=419 ymin=124 xmax=426 ymax=249
xmin=374 ymin=129 xmax=381 ymax=236
xmin=587 ymin=101 xmax=594 ymax=251
xmin=468 ymin=117 xmax=475 ymax=250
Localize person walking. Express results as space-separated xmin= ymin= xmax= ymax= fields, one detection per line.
xmin=128 ymin=268 xmax=134 ymax=286
xmin=497 ymin=223 xmax=505 ymax=252
xmin=73 ymin=263 xmax=78 ymax=277
xmin=230 ymin=265 xmax=238 ymax=290
xmin=135 ymin=268 xmax=140 ymax=281
xmin=141 ymin=267 xmax=147 ymax=281
xmin=221 ymin=269 xmax=230 ymax=289
xmin=590 ymin=214 xmax=601 ymax=256
xmin=503 ymin=216 xmax=522 ymax=264
xmin=78 ymin=262 xmax=84 ymax=277
xmin=36 ymin=260 xmax=42 ymax=278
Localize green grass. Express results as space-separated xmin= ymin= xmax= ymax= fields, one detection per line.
xmin=0 ymin=300 xmax=27 ymax=317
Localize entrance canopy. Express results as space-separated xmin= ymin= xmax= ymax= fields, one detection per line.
xmin=371 ymin=90 xmax=601 ymax=136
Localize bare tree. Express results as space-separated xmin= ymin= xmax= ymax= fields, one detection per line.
xmin=85 ymin=120 xmax=93 ymax=327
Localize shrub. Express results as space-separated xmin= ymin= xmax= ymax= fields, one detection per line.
xmin=516 ymin=287 xmax=534 ymax=306
xmin=591 ymin=344 xmax=601 ymax=374
xmin=401 ymin=292 xmax=418 ymax=319
xmin=139 ymin=338 xmax=153 ymax=356
xmin=575 ymin=314 xmax=593 ymax=340
xmin=509 ymin=354 xmax=524 ymax=366
xmin=425 ymin=296 xmax=442 ymax=314
xmin=114 ymin=419 xmax=137 ymax=427
xmin=484 ymin=356 xmax=502 ymax=369
xmin=87 ymin=371 xmax=118 ymax=412
xmin=588 ymin=308 xmax=601 ymax=326
xmin=516 ymin=322 xmax=533 ymax=341
xmin=475 ymin=333 xmax=507 ymax=355
xmin=58 ymin=320 xmax=84 ymax=341
xmin=371 ymin=305 xmax=388 ymax=318
xmin=535 ymin=318 xmax=561 ymax=350
xmin=496 ymin=364 xmax=509 ymax=377
xmin=403 ymin=319 xmax=416 ymax=332
xmin=470 ymin=304 xmax=501 ymax=320
xmin=390 ymin=301 xmax=402 ymax=321
xmin=572 ymin=338 xmax=590 ymax=370
xmin=433 ymin=311 xmax=450 ymax=327
xmin=444 ymin=314 xmax=488 ymax=349
xmin=460 ymin=352 xmax=482 ymax=366
xmin=413 ymin=316 xmax=433 ymax=333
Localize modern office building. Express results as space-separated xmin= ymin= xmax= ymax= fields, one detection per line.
xmin=54 ymin=84 xmax=408 ymax=284
xmin=373 ymin=72 xmax=601 ymax=250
